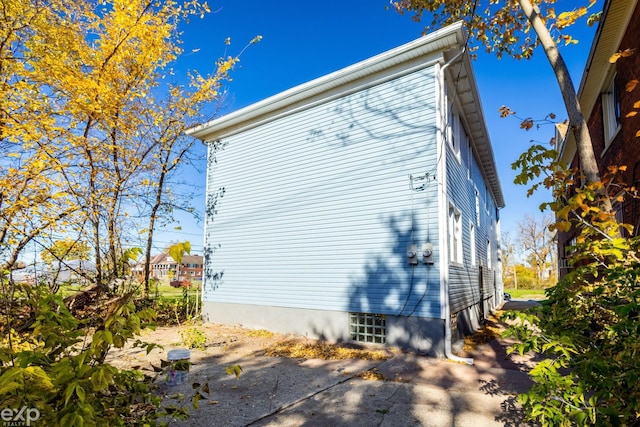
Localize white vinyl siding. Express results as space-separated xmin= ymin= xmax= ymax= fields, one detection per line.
xmin=204 ymin=67 xmax=442 ymax=318
xmin=445 ymin=96 xmax=501 ymax=314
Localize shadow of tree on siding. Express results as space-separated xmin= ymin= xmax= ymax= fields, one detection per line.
xmin=346 ymin=213 xmax=443 ymax=354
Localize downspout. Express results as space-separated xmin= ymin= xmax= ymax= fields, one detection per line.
xmin=438 ymin=47 xmax=474 ymax=365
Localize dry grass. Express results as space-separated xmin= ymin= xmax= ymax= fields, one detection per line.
xmin=264 ymin=339 xmax=391 ymax=361
xmin=245 ymin=329 xmax=275 ymax=338
xmin=462 ymin=316 xmax=503 ymax=352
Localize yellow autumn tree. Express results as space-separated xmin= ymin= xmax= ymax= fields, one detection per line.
xmin=0 ymin=2 xmax=81 ymax=296
xmin=0 ymin=0 xmax=247 ymax=292
xmin=0 ymin=0 xmax=252 ymax=423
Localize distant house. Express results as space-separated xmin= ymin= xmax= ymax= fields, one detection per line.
xmin=177 ymin=255 xmax=205 ymax=282
xmin=556 ymin=0 xmax=640 ymax=277
xmin=143 ymin=253 xmax=204 ymax=283
xmin=188 ymin=23 xmax=505 ymax=356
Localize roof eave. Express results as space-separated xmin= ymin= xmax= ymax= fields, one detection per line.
xmin=445 ymin=50 xmax=505 ymax=208
xmin=558 ymin=0 xmax=637 ymax=162
xmin=186 ymin=22 xmax=465 ymax=141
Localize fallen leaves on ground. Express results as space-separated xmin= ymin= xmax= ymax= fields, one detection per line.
xmin=264 ymin=339 xmax=391 ymax=361
xmin=245 ymin=329 xmax=275 ymax=338
xmin=356 ymin=368 xmax=389 ymax=381
xmin=462 ymin=316 xmax=503 ymax=352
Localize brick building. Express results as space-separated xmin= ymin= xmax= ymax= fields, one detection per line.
xmin=557 ymin=0 xmax=640 ymax=276
xmin=133 ymin=253 xmax=204 ymax=283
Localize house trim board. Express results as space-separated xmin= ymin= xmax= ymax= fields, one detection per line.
xmin=192 ymin=55 xmax=444 ymax=142
xmin=187 ymin=23 xmax=465 ymax=142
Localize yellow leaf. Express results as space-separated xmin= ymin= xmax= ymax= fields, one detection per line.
xmin=627 ymin=111 xmax=638 ymax=118
xmin=626 ymin=79 xmax=639 ymax=92
xmin=610 ymin=48 xmax=636 ymax=63
xmin=499 ymin=105 xmax=515 ymax=117
xmin=520 ymin=118 xmax=534 ymax=130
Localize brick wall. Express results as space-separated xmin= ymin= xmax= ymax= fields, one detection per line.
xmin=584 ymin=2 xmax=640 ymax=231
xmin=558 ymin=2 xmax=640 ymax=276
xmin=615 ymin=2 xmax=640 ymax=232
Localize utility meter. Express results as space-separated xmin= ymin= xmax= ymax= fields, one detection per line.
xmin=422 ymin=242 xmax=434 ymax=265
xmin=407 ymin=244 xmax=418 ymax=266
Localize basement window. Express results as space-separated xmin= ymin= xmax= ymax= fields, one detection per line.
xmin=350 ymin=313 xmax=386 ymax=344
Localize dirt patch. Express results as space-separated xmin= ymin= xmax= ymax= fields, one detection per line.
xmin=106 ymin=322 xmax=392 ymax=374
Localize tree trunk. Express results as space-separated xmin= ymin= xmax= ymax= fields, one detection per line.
xmin=143 ymin=159 xmax=169 ymax=296
xmin=518 ymin=0 xmax=612 ymax=213
xmin=142 ymin=133 xmax=194 ymax=295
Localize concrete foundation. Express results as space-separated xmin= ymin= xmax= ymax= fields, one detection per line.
xmin=201 ymin=301 xmax=446 ymax=356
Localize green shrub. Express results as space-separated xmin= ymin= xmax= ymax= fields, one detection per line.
xmin=0 ymin=283 xmax=217 ymax=426
xmin=151 ymin=294 xmax=200 ymax=326
xmin=0 ymin=287 xmax=167 ymax=426
xmin=179 ymin=323 xmax=207 ymax=350
xmin=506 ymin=151 xmax=640 ymax=426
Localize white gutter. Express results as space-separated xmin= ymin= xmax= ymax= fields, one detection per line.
xmin=438 ymin=47 xmax=474 ymax=366
xmin=186 ymin=22 xmax=465 ymax=142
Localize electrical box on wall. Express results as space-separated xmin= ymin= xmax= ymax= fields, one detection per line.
xmin=422 ymin=242 xmax=434 ymax=265
xmin=407 ymin=244 xmax=418 ymax=266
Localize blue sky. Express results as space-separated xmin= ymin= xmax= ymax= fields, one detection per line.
xmin=154 ymin=0 xmax=601 ymax=254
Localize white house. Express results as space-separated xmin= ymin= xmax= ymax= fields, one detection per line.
xmin=188 ymin=22 xmax=504 ymax=357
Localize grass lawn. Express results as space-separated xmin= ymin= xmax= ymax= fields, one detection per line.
xmin=505 ymin=288 xmax=548 ymax=300
xmin=55 ymin=281 xmax=203 ymax=300
xmin=154 ymin=281 xmax=202 ymax=299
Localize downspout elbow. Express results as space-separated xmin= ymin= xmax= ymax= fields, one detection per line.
xmin=440 ymin=47 xmax=466 ymax=73
xmin=444 ymin=318 xmax=473 ymax=365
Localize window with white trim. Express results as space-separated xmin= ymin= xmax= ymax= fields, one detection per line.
xmin=467 ymin=139 xmax=472 ymax=180
xmin=459 ymin=120 xmax=469 ymax=153
xmin=486 ymin=239 xmax=492 ymax=270
xmin=485 ymin=184 xmax=489 ymax=211
xmin=448 ymin=204 xmax=462 ymax=264
xmin=470 ymin=222 xmax=476 ymax=266
xmin=603 ymin=74 xmax=621 ymax=147
xmin=475 ymin=188 xmax=480 ymax=226
xmin=447 ymin=107 xmax=459 ymax=155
